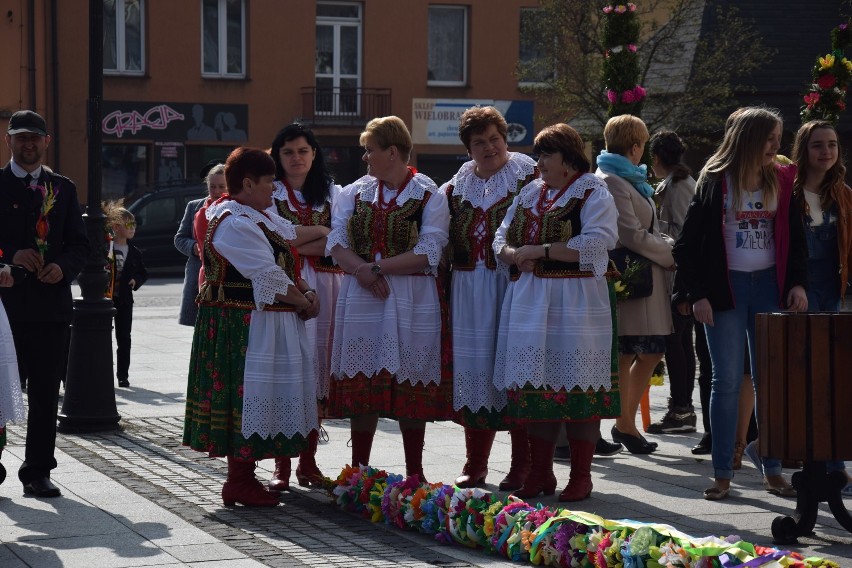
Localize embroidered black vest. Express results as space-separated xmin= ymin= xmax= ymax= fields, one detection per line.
xmin=505 ymin=187 xmax=593 ymax=279
xmin=447 ymin=188 xmax=515 ymax=271
xmin=198 ymin=212 xmax=298 ymax=311
xmin=274 ymin=197 xmax=342 ymax=273
xmin=348 ymin=190 xmax=431 ymax=262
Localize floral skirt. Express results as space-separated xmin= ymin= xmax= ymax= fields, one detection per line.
xmin=506 ymin=280 xmax=621 ymax=422
xmin=328 ymin=369 xmax=453 ymax=421
xmin=183 ymin=305 xmax=308 ymax=459
xmin=454 ymin=407 xmax=515 ymax=430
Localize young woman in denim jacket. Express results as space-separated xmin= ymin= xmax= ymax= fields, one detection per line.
xmin=673 ymin=107 xmax=808 ymax=501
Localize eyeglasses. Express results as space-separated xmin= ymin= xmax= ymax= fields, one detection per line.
xmin=125 ymin=221 xmax=137 ymax=228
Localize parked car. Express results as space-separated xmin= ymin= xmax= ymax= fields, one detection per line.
xmin=126 ymin=180 xmax=207 ymax=272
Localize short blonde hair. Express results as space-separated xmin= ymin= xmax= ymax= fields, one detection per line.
xmin=603 ymin=114 xmax=649 ymax=156
xmin=359 ymin=116 xmax=413 ymax=161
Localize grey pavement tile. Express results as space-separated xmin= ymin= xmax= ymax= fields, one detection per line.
xmin=0 ymin=544 xmax=29 ymax=568
xmin=7 ymin=533 xmax=183 ymax=567
xmin=185 ymin=561 xmax=270 ymax=568
xmin=161 ymin=543 xmax=246 ymax=563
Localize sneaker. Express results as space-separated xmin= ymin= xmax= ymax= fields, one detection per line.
xmin=646 ymin=406 xmax=697 ymax=434
xmin=594 ymin=437 xmax=623 ymax=457
xmin=743 ymin=440 xmax=763 ymax=473
xmin=554 ymin=445 xmax=571 ymax=462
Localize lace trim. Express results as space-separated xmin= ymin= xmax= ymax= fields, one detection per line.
xmin=496 ymin=346 xmax=613 ymax=391
xmin=272 ymin=180 xmax=329 ymax=212
xmin=568 ymin=234 xmax=610 ymax=278
xmin=241 ymin=395 xmax=318 ymax=439
xmin=518 ymin=174 xmax=604 ymax=209
xmin=208 ymin=199 xmax=297 ymax=241
xmin=332 ymin=336 xmax=442 ymax=386
xmin=352 ymin=173 xmax=436 ymax=206
xmin=252 ymin=268 xmax=295 ymax=311
xmin=413 ymin=233 xmax=444 ymax=275
xmin=452 ymin=370 xmax=508 ymax=413
xmin=0 ymin=346 xmax=24 ymax=425
xmin=449 ymin=153 xmax=537 ymax=209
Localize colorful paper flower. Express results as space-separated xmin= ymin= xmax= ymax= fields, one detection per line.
xmin=819 ymin=53 xmax=836 ymax=70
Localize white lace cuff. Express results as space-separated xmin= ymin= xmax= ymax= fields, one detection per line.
xmin=325 ymin=226 xmax=351 ymax=255
xmin=568 ymin=234 xmax=610 ymax=278
xmin=413 ymin=233 xmax=443 ymax=275
xmin=251 ymin=268 xmax=295 ymax=310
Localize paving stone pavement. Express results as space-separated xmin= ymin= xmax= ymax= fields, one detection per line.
xmin=0 ymin=278 xmax=849 ymax=566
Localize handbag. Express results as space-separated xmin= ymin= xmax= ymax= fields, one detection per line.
xmin=609 ymin=215 xmax=655 ymax=300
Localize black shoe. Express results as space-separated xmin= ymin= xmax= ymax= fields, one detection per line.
xmin=691 ymin=433 xmax=712 ymax=455
xmin=611 ymin=426 xmax=657 ymax=454
xmin=647 ymin=406 xmax=697 ymax=434
xmin=118 ymin=378 xmax=130 ymax=388
xmin=594 ymin=437 xmax=623 ymax=457
xmin=0 ymin=462 xmax=5 ymax=486
xmin=23 ymin=477 xmax=61 ymax=498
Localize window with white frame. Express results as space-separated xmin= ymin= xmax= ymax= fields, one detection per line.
xmin=518 ymin=8 xmax=554 ymax=85
xmin=315 ymin=2 xmax=362 ymax=115
xmin=103 ymin=0 xmax=144 ymax=74
xmin=427 ymin=5 xmax=468 ymax=86
xmin=201 ymin=0 xmax=245 ymax=77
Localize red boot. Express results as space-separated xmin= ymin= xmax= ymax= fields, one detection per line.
xmin=268 ymin=456 xmax=291 ymax=491
xmin=511 ymin=435 xmax=556 ymax=499
xmin=296 ymin=429 xmax=326 ymax=487
xmin=455 ymin=429 xmax=496 ymax=488
xmin=222 ymin=457 xmax=280 ymax=507
xmin=559 ymin=439 xmax=594 ymax=502
xmin=499 ymin=426 xmax=531 ymax=491
xmin=401 ymin=426 xmax=427 ymax=483
xmin=351 ymin=428 xmax=376 ymax=468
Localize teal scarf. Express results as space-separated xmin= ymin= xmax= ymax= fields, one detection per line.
xmin=597 ymin=150 xmax=655 ymax=198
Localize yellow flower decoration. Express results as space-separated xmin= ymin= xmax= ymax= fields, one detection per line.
xmin=844 ymin=57 xmax=852 ymax=72
xmin=818 ymin=53 xmax=835 ymax=70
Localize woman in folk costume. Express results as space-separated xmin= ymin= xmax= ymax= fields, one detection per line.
xmin=441 ymin=106 xmax=538 ymax=490
xmin=182 ymin=147 xmax=327 ymax=507
xmin=0 ymin=267 xmax=25 ymax=487
xmin=492 ymin=123 xmax=620 ymax=502
xmin=327 ymin=116 xmax=450 ymax=481
xmin=265 ymin=123 xmax=342 ymax=491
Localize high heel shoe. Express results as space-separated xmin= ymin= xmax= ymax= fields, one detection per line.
xmin=611 ymin=426 xmax=657 ymax=454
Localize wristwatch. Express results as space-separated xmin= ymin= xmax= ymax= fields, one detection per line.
xmin=371 ymin=263 xmax=382 ymax=275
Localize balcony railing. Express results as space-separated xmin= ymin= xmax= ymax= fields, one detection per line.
xmin=299 ymin=87 xmax=392 ymax=126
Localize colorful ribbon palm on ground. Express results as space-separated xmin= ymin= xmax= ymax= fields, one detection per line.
xmin=328 ymin=465 xmax=839 ymax=567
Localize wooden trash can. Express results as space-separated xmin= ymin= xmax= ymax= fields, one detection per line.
xmin=755 ymin=312 xmax=852 ymax=462
xmin=755 ymin=312 xmax=852 ymax=544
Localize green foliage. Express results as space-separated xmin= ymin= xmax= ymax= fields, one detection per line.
xmin=801 ymin=19 xmax=852 ymax=125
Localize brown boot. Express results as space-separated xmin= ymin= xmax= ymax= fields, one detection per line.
xmin=499 ymin=426 xmax=531 ymax=491
xmin=296 ymin=429 xmax=325 ymax=487
xmin=401 ymin=426 xmax=427 ymax=482
xmin=351 ymin=428 xmax=376 ymax=468
xmin=455 ymin=429 xmax=496 ymax=488
xmin=559 ymin=439 xmax=594 ymax=502
xmin=268 ymin=457 xmax=291 ymax=491
xmin=512 ymin=435 xmax=556 ymax=498
xmin=222 ymin=457 xmax=280 ymax=507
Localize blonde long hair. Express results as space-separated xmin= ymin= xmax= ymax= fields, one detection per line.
xmin=700 ymin=107 xmax=782 ymax=210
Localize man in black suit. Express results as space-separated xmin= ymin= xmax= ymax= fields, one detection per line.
xmin=0 ymin=110 xmax=88 ymax=497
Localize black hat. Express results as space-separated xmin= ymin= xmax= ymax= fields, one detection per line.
xmin=7 ymin=110 xmax=48 ymax=136
xmin=199 ymin=158 xmax=224 ymax=181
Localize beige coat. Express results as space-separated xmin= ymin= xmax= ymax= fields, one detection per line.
xmin=596 ymin=169 xmax=674 ymax=337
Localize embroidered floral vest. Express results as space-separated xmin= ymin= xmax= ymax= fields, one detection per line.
xmin=198 ymin=211 xmax=298 ymax=311
xmin=447 ymin=188 xmax=516 ymax=271
xmin=348 ymin=191 xmax=432 ymax=261
xmin=274 ymin=197 xmax=342 ymax=273
xmin=505 ymin=188 xmax=593 ymax=279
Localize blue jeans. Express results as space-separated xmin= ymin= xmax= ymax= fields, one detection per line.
xmin=704 ymin=267 xmax=782 ymax=480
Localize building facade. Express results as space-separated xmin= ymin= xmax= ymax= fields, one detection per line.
xmin=0 ymin=0 xmax=548 ymax=201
